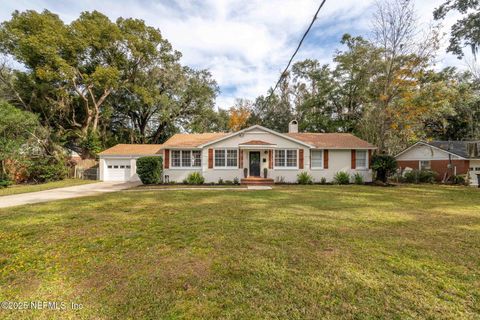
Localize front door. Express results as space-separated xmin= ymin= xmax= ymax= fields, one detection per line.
xmin=249 ymin=151 xmax=261 ymax=177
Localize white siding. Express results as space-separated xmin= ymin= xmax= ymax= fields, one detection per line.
xmin=469 ymin=160 xmax=480 ymax=186
xmin=396 ymin=144 xmax=462 ymax=161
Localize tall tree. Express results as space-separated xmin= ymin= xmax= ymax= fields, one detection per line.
xmin=228 ymin=99 xmax=252 ymax=131
xmin=434 ymin=0 xmax=480 ymax=58
xmin=0 ymin=100 xmax=40 ymax=180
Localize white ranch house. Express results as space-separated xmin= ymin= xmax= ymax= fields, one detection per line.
xmin=99 ymin=121 xmax=376 ymax=184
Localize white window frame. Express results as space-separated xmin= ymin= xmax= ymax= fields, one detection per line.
xmin=214 ymin=148 xmax=238 ymax=169
xmin=170 ymin=150 xmax=202 ymax=168
xmin=419 ymin=160 xmax=431 ymax=171
xmin=355 ymin=150 xmax=368 ymax=170
xmin=311 ymin=149 xmax=324 ymax=169
xmin=274 ymin=149 xmax=298 ymax=169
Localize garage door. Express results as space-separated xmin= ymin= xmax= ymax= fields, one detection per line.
xmin=105 ymin=159 xmax=132 ymax=181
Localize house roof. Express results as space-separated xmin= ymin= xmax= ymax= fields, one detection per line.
xmin=427 ymin=141 xmax=480 ymax=159
xmin=239 ymin=140 xmax=276 ymax=145
xmin=396 ymin=141 xmax=480 ymax=159
xmin=286 ymin=133 xmax=376 ymax=149
xmin=161 ymin=132 xmax=228 ymax=148
xmin=99 ymin=144 xmax=163 ymax=156
xmin=123 ymin=127 xmax=375 ymax=152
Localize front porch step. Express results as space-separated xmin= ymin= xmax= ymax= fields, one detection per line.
xmin=241 ymin=177 xmax=274 ymax=185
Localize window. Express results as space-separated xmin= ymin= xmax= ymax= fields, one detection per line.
xmin=227 ymin=150 xmax=237 ymax=167
xmin=171 ymin=150 xmax=201 ymax=168
xmin=215 ymin=149 xmax=225 ymax=167
xmin=311 ymin=150 xmax=323 ymax=168
xmin=181 ymin=151 xmax=191 ymax=167
xmin=107 ymin=165 xmax=112 ymax=169
xmin=275 ymin=150 xmax=285 ymax=167
xmin=287 ymin=150 xmax=297 ymax=167
xmin=192 ymin=151 xmax=201 ymax=167
xmin=420 ymin=160 xmax=431 ymax=170
xmin=476 ymin=167 xmax=480 ymax=171
xmin=126 ymin=165 xmax=131 ymax=169
xmin=356 ymin=150 xmax=367 ymax=169
xmin=120 ymin=165 xmax=125 ymax=169
xmin=275 ymin=149 xmax=297 ymax=168
xmin=215 ymin=149 xmax=237 ymax=167
xmin=171 ymin=150 xmax=181 ymax=167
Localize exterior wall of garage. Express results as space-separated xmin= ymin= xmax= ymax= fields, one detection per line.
xmin=100 ymin=155 xmax=161 ymax=182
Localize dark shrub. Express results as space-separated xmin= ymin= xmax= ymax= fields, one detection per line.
xmin=27 ymin=158 xmax=68 ymax=182
xmin=224 ymin=180 xmax=234 ymax=185
xmin=418 ymin=170 xmax=437 ymax=183
xmin=404 ymin=170 xmax=437 ymax=184
xmin=353 ymin=173 xmax=364 ymax=185
xmin=136 ymin=156 xmax=163 ymax=184
xmin=371 ymin=154 xmax=397 ymax=183
xmin=319 ymin=177 xmax=327 ymax=185
xmin=297 ymin=171 xmax=313 ymax=184
xmin=452 ymin=175 xmax=466 ymax=185
xmin=185 ymin=172 xmax=205 ymax=185
xmin=334 ymin=172 xmax=350 ymax=185
xmin=217 ymin=178 xmax=224 ymax=185
xmin=233 ymin=177 xmax=240 ymax=185
xmin=0 ymin=179 xmax=12 ymax=188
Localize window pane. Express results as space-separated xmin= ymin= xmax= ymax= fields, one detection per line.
xmin=172 ymin=150 xmax=181 ymax=167
xmin=311 ymin=150 xmax=323 ymax=168
xmin=192 ymin=151 xmax=201 ymax=167
xmin=215 ymin=149 xmax=225 ymax=167
xmin=275 ymin=150 xmax=285 ymax=167
xmin=227 ymin=149 xmax=237 ymax=167
xmin=287 ymin=150 xmax=297 ymax=167
xmin=181 ymin=150 xmax=191 ymax=167
xmin=356 ymin=150 xmax=367 ymax=168
xmin=420 ymin=160 xmax=431 ymax=170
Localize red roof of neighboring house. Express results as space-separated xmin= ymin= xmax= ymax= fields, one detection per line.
xmin=286 ymin=133 xmax=375 ymax=149
xmin=239 ymin=140 xmax=276 ymax=145
xmin=99 ymin=144 xmax=163 ymax=156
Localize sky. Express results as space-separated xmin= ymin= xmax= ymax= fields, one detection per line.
xmin=0 ymin=0 xmax=466 ymax=110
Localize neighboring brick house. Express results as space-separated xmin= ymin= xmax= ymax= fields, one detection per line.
xmin=98 ymin=121 xmax=376 ymax=184
xmin=395 ymin=141 xmax=480 ymax=186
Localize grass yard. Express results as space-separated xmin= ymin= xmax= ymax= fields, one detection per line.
xmin=0 ymin=185 xmax=479 ymax=319
xmin=0 ymin=179 xmax=95 ymax=197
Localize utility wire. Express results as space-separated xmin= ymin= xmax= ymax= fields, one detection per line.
xmin=265 ymin=0 xmax=327 ymax=103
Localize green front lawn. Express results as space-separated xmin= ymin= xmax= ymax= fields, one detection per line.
xmin=0 ymin=185 xmax=479 ymax=319
xmin=0 ymin=179 xmax=96 ymax=196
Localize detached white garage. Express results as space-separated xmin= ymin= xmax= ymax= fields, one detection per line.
xmin=98 ymin=144 xmax=163 ymax=182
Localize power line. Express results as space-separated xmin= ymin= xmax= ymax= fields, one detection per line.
xmin=265 ymin=0 xmax=327 ymax=103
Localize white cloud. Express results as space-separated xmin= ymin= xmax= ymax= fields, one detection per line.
xmin=0 ymin=0 xmax=467 ymax=109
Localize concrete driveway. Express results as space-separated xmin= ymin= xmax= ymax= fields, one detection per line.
xmin=0 ymin=181 xmax=140 ymax=209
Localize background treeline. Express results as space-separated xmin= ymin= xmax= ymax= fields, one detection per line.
xmin=0 ymin=0 xmax=479 ymax=182
xmin=233 ymin=0 xmax=480 ymax=155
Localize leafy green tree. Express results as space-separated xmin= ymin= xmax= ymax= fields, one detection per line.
xmin=0 ymin=10 xmax=220 ymax=152
xmin=434 ymin=0 xmax=480 ymax=58
xmin=0 ymin=101 xmax=39 ymax=179
xmin=250 ymin=76 xmax=294 ymax=132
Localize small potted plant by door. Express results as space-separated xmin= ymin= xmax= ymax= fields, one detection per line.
xmin=243 ymin=167 xmax=248 ymax=178
xmin=263 ymin=168 xmax=268 ymax=178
